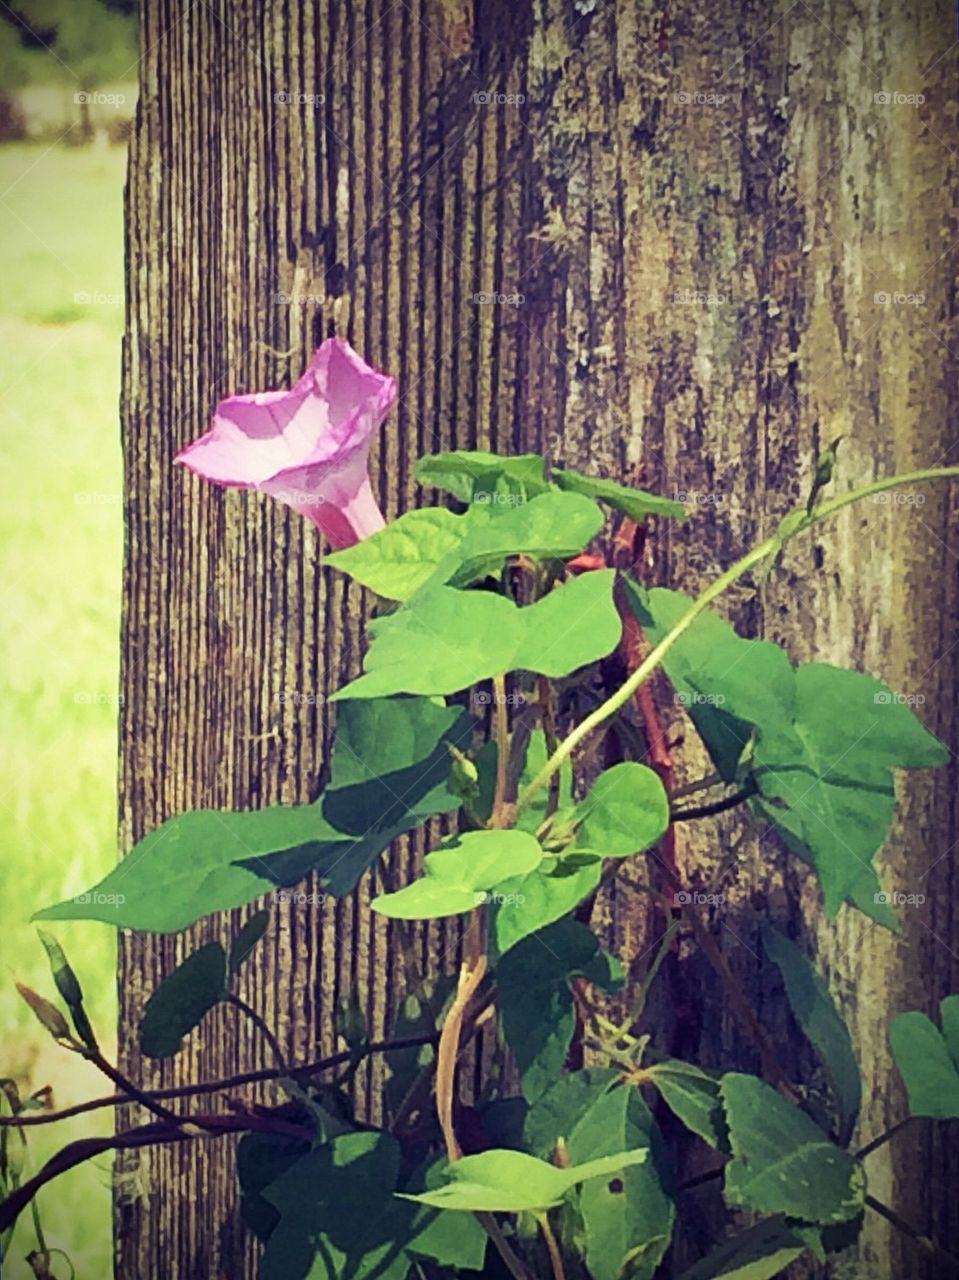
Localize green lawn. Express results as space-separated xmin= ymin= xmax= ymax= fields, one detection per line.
xmin=0 ymin=142 xmax=126 ymax=1279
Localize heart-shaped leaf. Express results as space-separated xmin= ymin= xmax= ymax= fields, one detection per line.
xmin=333 ymin=571 xmax=621 ymax=700
xmin=261 ymin=1132 xmax=419 ymax=1280
xmin=497 ymin=919 xmax=623 ymax=1102
xmin=626 ymin=582 xmax=947 ymax=917
xmin=327 ymin=490 xmax=603 ymax=602
xmin=721 ymin=1074 xmax=865 ymax=1225
xmin=573 ymin=762 xmax=670 ymax=858
xmin=492 ymin=856 xmax=602 ymax=957
xmin=526 ymin=1068 xmax=674 ymax=1280
xmin=38 ymin=697 xmax=470 ymax=932
xmin=326 ymin=507 xmax=468 ymax=600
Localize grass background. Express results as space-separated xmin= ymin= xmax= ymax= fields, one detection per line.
xmin=0 ymin=141 xmax=125 ymax=1278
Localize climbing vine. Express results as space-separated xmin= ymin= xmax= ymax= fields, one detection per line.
xmin=4 ymin=340 xmax=958 ymax=1279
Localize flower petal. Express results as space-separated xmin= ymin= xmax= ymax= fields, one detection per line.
xmin=176 ymin=337 xmax=396 ymax=548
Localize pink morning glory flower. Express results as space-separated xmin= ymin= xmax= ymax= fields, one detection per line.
xmin=176 ymin=337 xmax=397 ymax=548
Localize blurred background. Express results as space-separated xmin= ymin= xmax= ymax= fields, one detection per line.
xmin=1 ymin=1 xmax=137 ymax=1274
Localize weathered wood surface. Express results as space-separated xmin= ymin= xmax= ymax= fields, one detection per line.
xmin=120 ymin=0 xmax=957 ymax=1274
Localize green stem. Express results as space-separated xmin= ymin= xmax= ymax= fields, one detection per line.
xmin=519 ymin=465 xmax=959 ymax=812
xmin=519 ymin=537 xmax=777 ymax=810
xmin=30 ymin=1196 xmax=47 ymax=1255
xmin=811 ymin=465 xmax=959 ymax=521
xmin=538 ymin=1212 xmax=567 ymax=1280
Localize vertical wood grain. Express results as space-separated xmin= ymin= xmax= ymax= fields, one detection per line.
xmin=120 ymin=0 xmax=957 ymax=1274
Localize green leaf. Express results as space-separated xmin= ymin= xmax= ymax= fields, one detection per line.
xmin=326 ymin=507 xmax=469 ymax=600
xmin=761 ymin=925 xmax=861 ymax=1142
xmin=444 ymin=490 xmax=603 ymax=589
xmin=231 ymin=696 xmax=469 ymax=907
xmin=626 ymin=583 xmax=947 ymax=915
xmin=526 ymin=1068 xmax=674 ymax=1280
xmin=645 ymin=1060 xmax=726 ymax=1149
xmin=260 ymin=1132 xmax=416 ymax=1280
xmin=492 ymin=855 xmax=602 ymax=957
xmin=372 ymin=829 xmax=543 ymax=920
xmin=573 ymin=762 xmax=670 ymax=858
xmin=39 ymin=698 xmax=470 ymax=931
xmin=237 ymin=1130 xmax=313 ymax=1242
xmin=720 ymin=1074 xmax=865 ymax=1225
xmin=890 ymin=998 xmax=959 ymax=1119
xmin=319 ymin=697 xmax=471 ymax=839
xmin=623 ymin=581 xmax=794 ymax=783
xmin=229 ymin=910 xmax=271 ymax=975
xmin=676 ymin=1216 xmax=809 ymax=1280
xmin=553 ymin=468 xmax=688 ymax=522
xmin=497 ymin=919 xmax=621 ymax=1102
xmin=941 ymin=995 xmax=959 ymax=1070
xmin=399 ymin=1147 xmax=648 ymax=1214
xmin=415 ymin=450 xmax=549 ymax=502
xmin=405 ymin=1159 xmax=488 ymax=1270
xmin=140 ymin=942 xmax=227 ymax=1059
xmin=34 ymin=809 xmax=290 ymax=933
xmin=326 ymin=491 xmax=602 ymax=601
xmin=755 ymin=663 xmax=946 ymax=912
xmin=333 ymin=571 xmax=621 ymax=701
